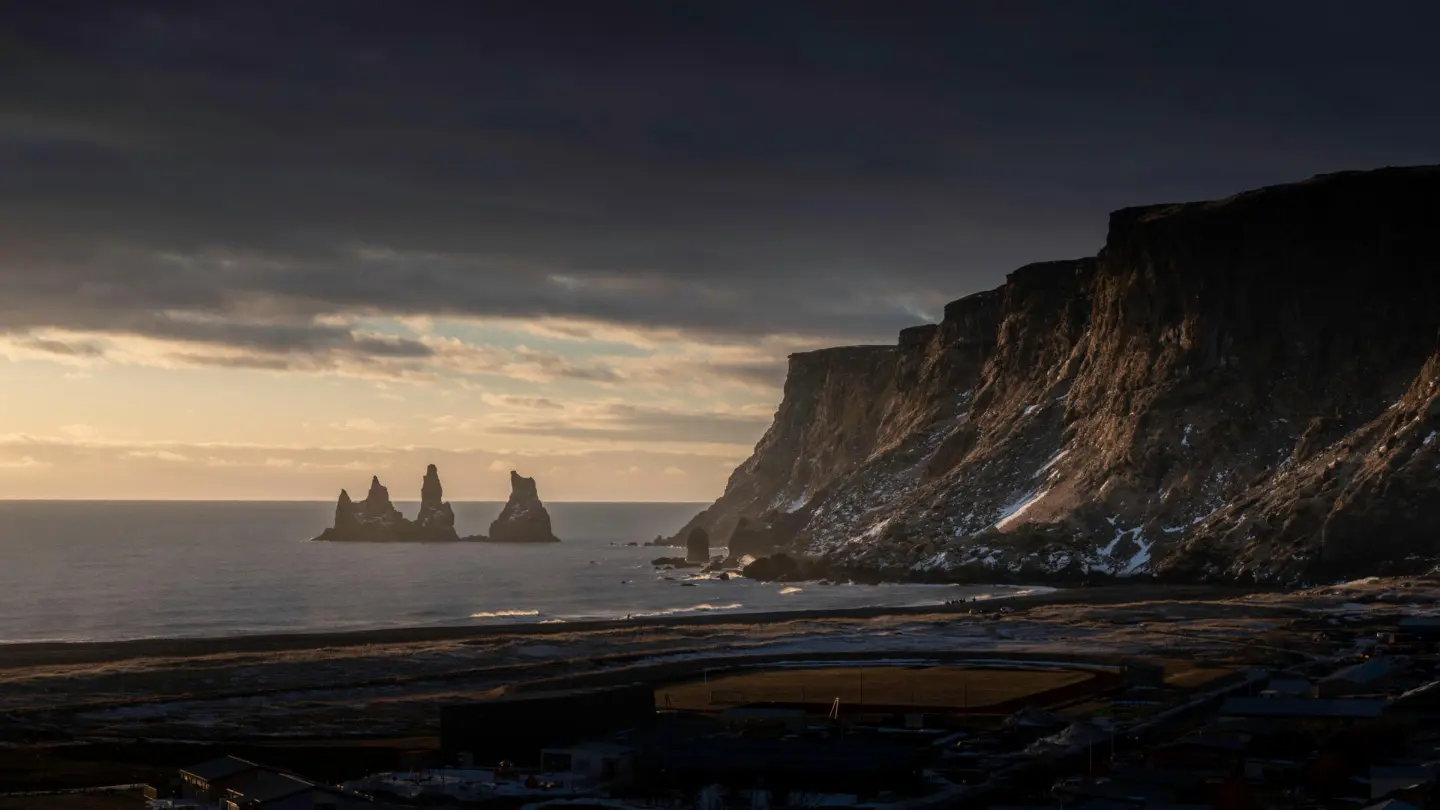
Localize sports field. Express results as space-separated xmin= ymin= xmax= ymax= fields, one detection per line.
xmin=657 ymin=665 xmax=1091 ymax=712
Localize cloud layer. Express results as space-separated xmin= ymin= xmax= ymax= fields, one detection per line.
xmin=8 ymin=2 xmax=1440 ymax=367
xmin=0 ymin=432 xmax=743 ymax=501
xmin=4 ymin=3 xmax=1440 ymax=498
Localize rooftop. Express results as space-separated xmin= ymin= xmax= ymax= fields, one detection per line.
xmin=1220 ymin=697 xmax=1389 ymax=718
xmin=1323 ymin=656 xmax=1407 ymax=685
xmin=180 ymin=755 xmax=260 ymax=783
xmin=723 ymin=706 xmax=811 ymax=719
xmin=229 ymin=770 xmax=313 ymax=804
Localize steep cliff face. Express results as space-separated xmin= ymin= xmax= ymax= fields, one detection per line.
xmin=668 ymin=345 xmax=900 ymax=545
xmin=679 ymin=166 xmax=1440 ymax=583
xmin=669 ymin=291 xmax=1008 ymax=549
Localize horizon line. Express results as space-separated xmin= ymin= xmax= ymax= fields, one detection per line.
xmin=0 ymin=497 xmax=712 ymax=505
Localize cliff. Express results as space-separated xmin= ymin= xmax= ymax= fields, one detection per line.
xmin=676 ymin=166 xmax=1440 ymax=584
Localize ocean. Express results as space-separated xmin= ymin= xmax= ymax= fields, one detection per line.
xmin=0 ymin=501 xmax=1009 ymax=643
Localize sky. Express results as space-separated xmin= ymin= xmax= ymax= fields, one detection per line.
xmin=3 ymin=1 xmax=1440 ymax=500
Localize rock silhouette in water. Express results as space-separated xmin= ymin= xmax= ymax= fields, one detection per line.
xmin=415 ymin=464 xmax=457 ymax=531
xmin=486 ymin=471 xmax=562 ymax=543
xmin=686 ymin=526 xmax=710 ymax=563
xmin=314 ymin=467 xmax=460 ymax=542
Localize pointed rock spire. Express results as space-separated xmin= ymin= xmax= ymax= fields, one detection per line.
xmin=421 ymin=464 xmax=443 ymax=509
xmin=487 ymin=470 xmax=561 ymax=543
xmin=365 ymin=475 xmax=389 ymax=504
xmin=415 ymin=463 xmax=457 ymax=536
xmin=314 ymin=467 xmax=454 ymax=541
xmin=334 ymin=489 xmax=358 ymax=529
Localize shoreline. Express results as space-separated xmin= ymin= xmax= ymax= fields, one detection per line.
xmin=0 ymin=583 xmax=1263 ymax=671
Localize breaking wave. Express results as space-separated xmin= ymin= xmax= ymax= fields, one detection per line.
xmin=630 ymin=602 xmax=744 ymax=619
xmin=778 ymin=587 xmax=804 ymax=595
xmin=469 ymin=610 xmax=540 ymax=619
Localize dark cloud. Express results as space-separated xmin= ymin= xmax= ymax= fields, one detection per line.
xmin=13 ymin=337 xmax=107 ymax=358
xmin=483 ymin=395 xmax=566 ymax=410
xmin=704 ymin=361 xmax=789 ymax=390
xmin=511 ymin=347 xmax=622 ymax=383
xmin=4 ymin=1 xmax=1440 ymax=354
xmin=492 ymin=403 xmax=771 ymax=445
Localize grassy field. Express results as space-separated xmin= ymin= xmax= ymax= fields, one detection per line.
xmin=1161 ymin=660 xmax=1238 ymax=691
xmin=657 ymin=665 xmax=1090 ymax=712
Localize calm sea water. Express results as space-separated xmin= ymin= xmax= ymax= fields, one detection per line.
xmin=0 ymin=501 xmax=1003 ymax=643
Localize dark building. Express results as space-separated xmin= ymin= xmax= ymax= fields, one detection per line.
xmin=441 ymin=683 xmax=655 ymax=764
xmin=1120 ymin=661 xmax=1166 ymax=689
xmin=222 ymin=770 xmax=373 ymax=809
xmin=1219 ymin=697 xmax=1390 ymax=720
xmin=633 ymin=737 xmax=924 ymax=792
xmin=1315 ymin=656 xmax=1408 ymax=697
xmin=1397 ymin=617 xmax=1440 ymax=643
xmin=179 ymin=756 xmax=265 ymax=804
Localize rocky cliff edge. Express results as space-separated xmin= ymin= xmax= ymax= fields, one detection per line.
xmin=672 ymin=166 xmax=1440 ymax=585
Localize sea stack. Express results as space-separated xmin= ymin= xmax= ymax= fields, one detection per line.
xmin=686 ymin=526 xmax=710 ymax=563
xmin=415 ymin=463 xmax=457 ymax=533
xmin=313 ymin=466 xmax=460 ymax=542
xmin=486 ymin=470 xmax=561 ymax=543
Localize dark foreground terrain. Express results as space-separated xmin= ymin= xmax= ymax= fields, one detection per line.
xmin=2 ymin=577 xmax=1432 ymax=798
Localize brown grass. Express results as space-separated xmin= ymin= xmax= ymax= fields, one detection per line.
xmin=657 ymin=665 xmax=1088 ymax=712
xmin=1160 ymin=660 xmax=1237 ymax=690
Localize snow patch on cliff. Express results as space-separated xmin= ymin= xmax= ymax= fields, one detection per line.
xmin=995 ymin=488 xmax=1050 ymax=530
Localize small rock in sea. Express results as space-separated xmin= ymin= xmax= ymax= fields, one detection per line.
xmin=718 ymin=573 xmax=731 ymax=581
xmin=681 ymin=582 xmax=696 ymax=587
xmin=625 ymin=541 xmax=639 ymax=547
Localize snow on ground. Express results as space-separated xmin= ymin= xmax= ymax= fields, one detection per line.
xmin=1088 ymin=525 xmax=1151 ymax=576
xmin=1035 ymin=449 xmax=1069 ymax=477
xmin=1123 ymin=538 xmax=1152 ymax=575
xmin=773 ymin=492 xmax=811 ymax=513
xmin=994 ymin=489 xmax=1050 ymax=530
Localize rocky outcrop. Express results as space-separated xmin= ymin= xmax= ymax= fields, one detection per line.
xmin=665 ymin=345 xmax=902 ymax=547
xmin=486 ymin=471 xmax=562 ymax=543
xmin=416 ymin=464 xmax=456 ymax=531
xmin=685 ymin=527 xmax=710 ymax=562
xmin=678 ymin=166 xmax=1440 ymax=585
xmin=725 ymin=515 xmax=791 ymax=561
xmin=314 ymin=467 xmax=460 ymax=542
